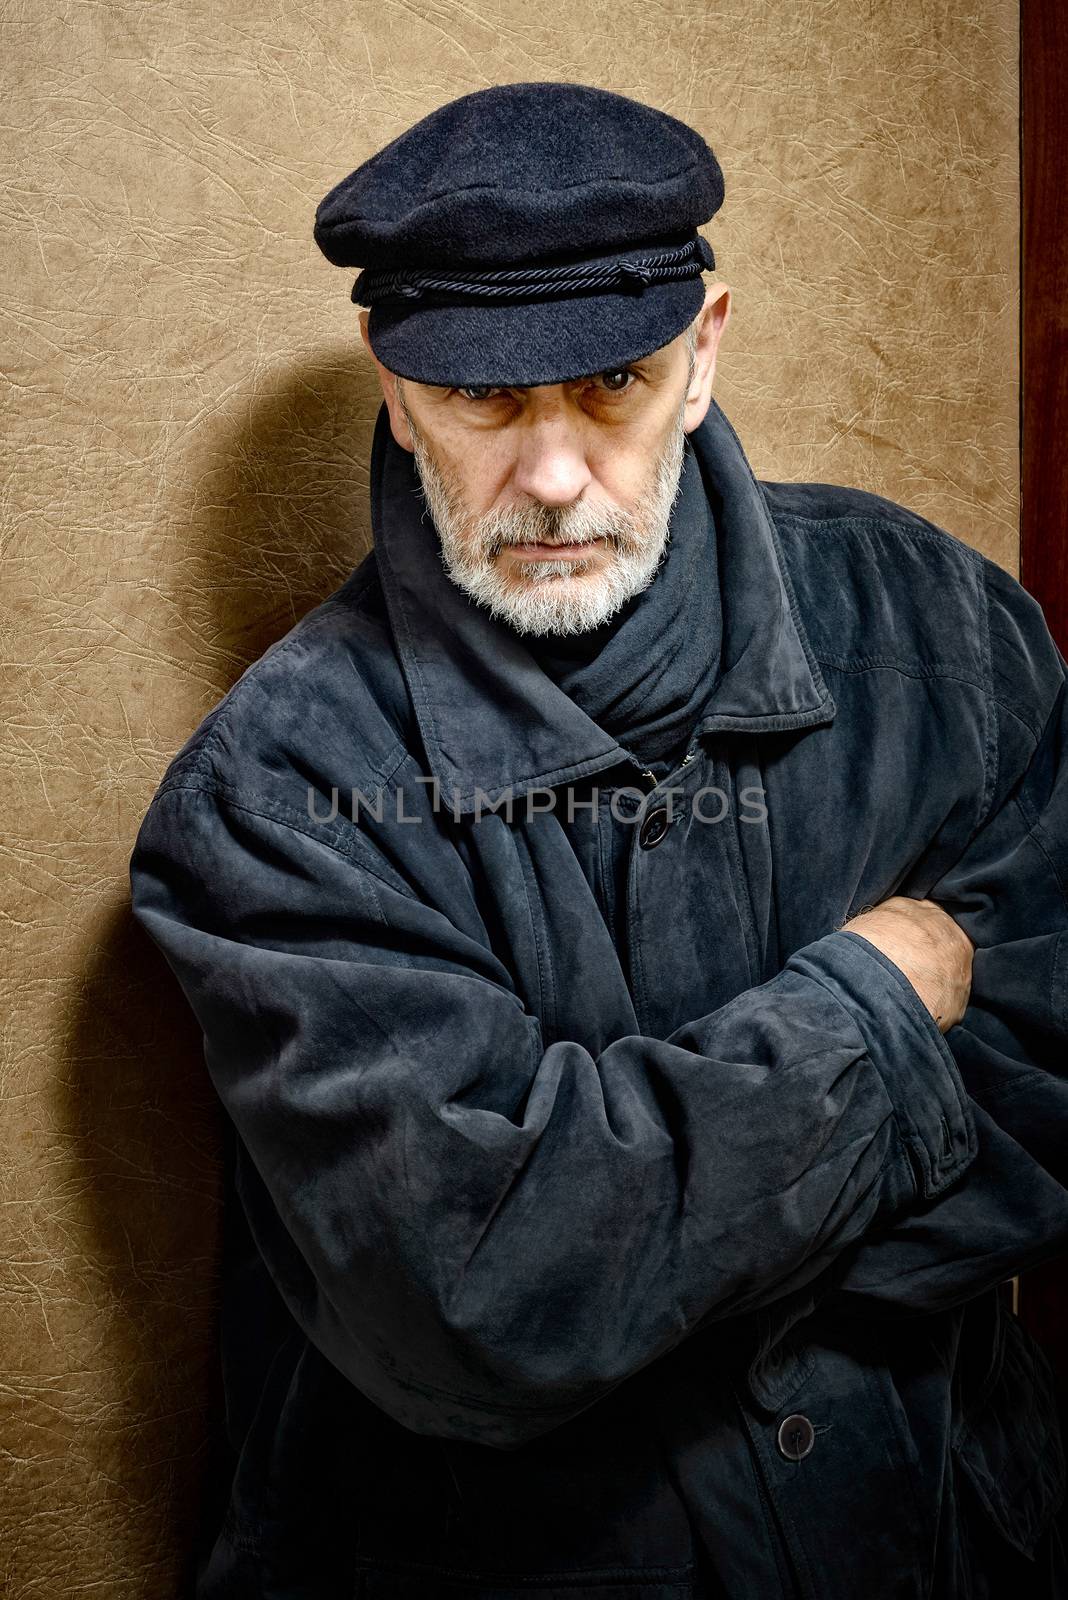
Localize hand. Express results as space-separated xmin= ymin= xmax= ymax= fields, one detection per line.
xmin=840 ymin=897 xmax=975 ymax=1033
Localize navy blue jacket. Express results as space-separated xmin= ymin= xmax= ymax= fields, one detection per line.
xmin=128 ymin=400 xmax=1068 ymax=1599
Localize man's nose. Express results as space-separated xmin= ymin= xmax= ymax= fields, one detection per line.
xmin=510 ymin=414 xmax=594 ymax=506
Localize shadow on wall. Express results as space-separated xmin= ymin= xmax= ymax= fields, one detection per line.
xmin=58 ymin=350 xmax=387 ymax=1592
xmin=60 ymin=904 xmax=225 ymax=1593
xmin=176 ymin=347 xmax=387 ymax=675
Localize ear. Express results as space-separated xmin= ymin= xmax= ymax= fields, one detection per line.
xmin=359 ymin=311 xmax=415 ymax=453
xmin=683 ymin=283 xmax=732 ymax=434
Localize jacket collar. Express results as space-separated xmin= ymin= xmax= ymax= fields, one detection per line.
xmin=370 ymin=397 xmax=836 ymax=815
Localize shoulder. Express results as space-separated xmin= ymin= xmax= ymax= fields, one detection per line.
xmin=762 ymin=479 xmax=985 ymax=677
xmin=142 ymin=552 xmax=415 ymax=828
xmin=764 ymin=480 xmax=1062 ymax=711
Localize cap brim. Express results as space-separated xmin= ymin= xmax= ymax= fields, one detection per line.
xmin=365 ymin=276 xmax=706 ymax=388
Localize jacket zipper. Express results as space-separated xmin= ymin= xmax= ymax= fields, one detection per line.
xmin=636 ymin=747 xmax=696 ymax=794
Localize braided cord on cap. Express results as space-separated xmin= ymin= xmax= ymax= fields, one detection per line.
xmin=351 ymin=234 xmax=715 ymax=307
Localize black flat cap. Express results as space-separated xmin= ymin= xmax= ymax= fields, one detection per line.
xmin=314 ymin=81 xmax=724 ymax=388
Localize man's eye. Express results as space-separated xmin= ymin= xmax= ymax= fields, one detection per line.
xmin=597 ymin=368 xmax=636 ymax=394
xmin=455 ymin=370 xmax=636 ymax=403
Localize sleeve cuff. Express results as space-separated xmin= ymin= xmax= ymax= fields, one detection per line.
xmin=786 ymin=928 xmax=978 ymax=1201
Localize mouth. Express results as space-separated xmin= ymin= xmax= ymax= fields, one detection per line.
xmin=506 ymin=538 xmax=607 ymax=560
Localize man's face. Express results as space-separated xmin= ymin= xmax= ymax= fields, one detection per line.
xmin=387 ymin=329 xmax=701 ymax=638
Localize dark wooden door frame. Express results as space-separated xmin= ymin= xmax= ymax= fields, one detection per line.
xmin=1022 ymin=1 xmax=1067 ymax=643
xmin=1018 ymin=0 xmax=1067 ymax=1395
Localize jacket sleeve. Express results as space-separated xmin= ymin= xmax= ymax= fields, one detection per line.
xmin=821 ymin=561 xmax=1068 ymax=1320
xmin=128 ymin=765 xmax=976 ymax=1450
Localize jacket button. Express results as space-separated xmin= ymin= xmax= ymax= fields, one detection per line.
xmin=638 ymin=806 xmax=670 ymax=849
xmin=776 ymin=1413 xmax=815 ymax=1461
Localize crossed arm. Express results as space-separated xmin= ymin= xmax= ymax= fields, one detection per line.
xmin=127 ymin=693 xmax=1067 ymax=1451
xmin=127 ymin=570 xmax=1068 ymax=1449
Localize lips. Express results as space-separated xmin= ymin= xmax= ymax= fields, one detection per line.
xmin=509 ymin=538 xmax=605 ymax=558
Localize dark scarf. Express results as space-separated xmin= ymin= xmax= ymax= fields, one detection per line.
xmin=523 ymin=437 xmax=721 ymax=775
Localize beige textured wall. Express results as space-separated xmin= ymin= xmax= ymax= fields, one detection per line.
xmin=2 ymin=2 xmax=1018 ymax=1593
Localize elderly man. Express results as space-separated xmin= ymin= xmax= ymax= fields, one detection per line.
xmin=129 ymin=83 xmax=1068 ymax=1599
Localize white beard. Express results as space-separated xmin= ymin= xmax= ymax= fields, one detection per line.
xmin=403 ymin=401 xmax=689 ymax=638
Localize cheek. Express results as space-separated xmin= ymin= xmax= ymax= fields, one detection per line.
xmin=586 ymin=446 xmax=648 ymax=511
xmin=446 ymin=437 xmax=515 ymax=517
